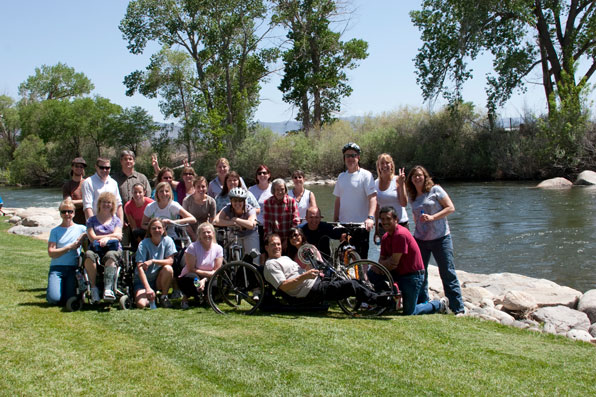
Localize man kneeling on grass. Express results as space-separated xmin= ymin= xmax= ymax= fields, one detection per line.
xmin=373 ymin=206 xmax=448 ymax=315
xmin=263 ymin=233 xmax=394 ymax=308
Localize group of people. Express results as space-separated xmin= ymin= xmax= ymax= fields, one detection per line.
xmin=47 ymin=142 xmax=465 ymax=316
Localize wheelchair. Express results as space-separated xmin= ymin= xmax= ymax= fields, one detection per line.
xmin=205 ymin=244 xmax=399 ymax=317
xmin=65 ymin=239 xmax=136 ymax=312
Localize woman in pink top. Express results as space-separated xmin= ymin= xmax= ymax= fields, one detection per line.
xmin=178 ymin=222 xmax=223 ymax=309
xmin=124 ymin=183 xmax=154 ymax=248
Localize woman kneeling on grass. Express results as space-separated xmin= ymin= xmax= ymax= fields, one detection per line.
xmin=134 ymin=218 xmax=177 ymax=309
xmin=178 ymin=222 xmax=223 ymax=309
xmin=47 ymin=198 xmax=87 ymax=305
xmin=84 ymin=192 xmax=123 ymax=304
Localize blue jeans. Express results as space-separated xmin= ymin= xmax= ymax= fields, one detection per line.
xmin=397 ymin=272 xmax=440 ymax=315
xmin=368 ymin=269 xmax=440 ymax=315
xmin=47 ymin=265 xmax=77 ymax=305
xmin=416 ymin=234 xmax=464 ymax=313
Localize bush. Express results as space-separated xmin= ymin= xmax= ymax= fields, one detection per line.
xmin=9 ymin=135 xmax=50 ymax=185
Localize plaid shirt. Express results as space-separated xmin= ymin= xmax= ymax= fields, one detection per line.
xmin=263 ymin=194 xmax=300 ymax=241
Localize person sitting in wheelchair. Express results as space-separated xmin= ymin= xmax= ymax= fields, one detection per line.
xmin=263 ymin=233 xmax=393 ymax=308
xmin=213 ymin=187 xmax=260 ymax=263
xmin=133 ymin=218 xmax=177 ymax=309
xmin=178 ymin=222 xmax=223 ymax=309
xmin=84 ymin=192 xmax=123 ymax=303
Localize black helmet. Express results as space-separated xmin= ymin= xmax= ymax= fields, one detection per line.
xmin=342 ymin=142 xmax=361 ymax=154
xmin=228 ymin=187 xmax=248 ymax=200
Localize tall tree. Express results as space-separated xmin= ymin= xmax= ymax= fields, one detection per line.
xmin=18 ymin=62 xmax=94 ymax=102
xmin=109 ymin=106 xmax=158 ymax=156
xmin=0 ymin=96 xmax=20 ymax=161
xmin=120 ymin=0 xmax=278 ymax=154
xmin=410 ymin=0 xmax=596 ymax=121
xmin=274 ymin=0 xmax=368 ymax=133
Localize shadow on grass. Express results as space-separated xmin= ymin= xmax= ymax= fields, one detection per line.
xmin=18 ymin=287 xmax=46 ymax=292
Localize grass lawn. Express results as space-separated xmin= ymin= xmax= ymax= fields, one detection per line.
xmin=1 ymin=217 xmax=595 ymax=396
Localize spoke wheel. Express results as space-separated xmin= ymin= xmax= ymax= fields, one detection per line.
xmin=336 ymin=260 xmax=395 ymax=317
xmin=207 ymin=261 xmax=264 ymax=315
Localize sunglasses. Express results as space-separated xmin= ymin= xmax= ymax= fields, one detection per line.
xmin=290 ymin=233 xmax=300 ymax=238
xmin=344 ymin=153 xmax=358 ymax=159
xmin=60 ymin=210 xmax=74 ymax=214
xmin=98 ymin=166 xmax=111 ymax=170
xmin=257 ymin=171 xmax=269 ymax=175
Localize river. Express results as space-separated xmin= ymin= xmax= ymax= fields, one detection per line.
xmin=2 ymin=182 xmax=596 ymax=292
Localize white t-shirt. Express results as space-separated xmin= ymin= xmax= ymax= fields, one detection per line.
xmin=375 ymin=177 xmax=409 ymax=223
xmin=143 ymin=200 xmax=184 ymax=239
xmin=264 ymin=256 xmax=316 ymax=298
xmin=82 ymin=173 xmax=122 ymax=216
xmin=248 ymin=184 xmax=273 ymax=224
xmin=288 ymin=188 xmax=311 ymax=220
xmin=332 ymin=168 xmax=376 ymax=222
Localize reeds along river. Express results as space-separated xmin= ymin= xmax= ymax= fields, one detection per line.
xmin=3 ymin=181 xmax=596 ymax=292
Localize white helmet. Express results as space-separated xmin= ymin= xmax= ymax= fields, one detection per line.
xmin=228 ymin=187 xmax=248 ymax=199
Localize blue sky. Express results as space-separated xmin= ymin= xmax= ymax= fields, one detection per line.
xmin=0 ymin=1 xmax=566 ymax=124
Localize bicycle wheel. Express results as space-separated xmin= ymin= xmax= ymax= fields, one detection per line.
xmin=207 ymin=261 xmax=264 ymax=315
xmin=336 ymin=260 xmax=396 ymax=317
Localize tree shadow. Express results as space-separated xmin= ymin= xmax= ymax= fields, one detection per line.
xmin=18 ymin=287 xmax=46 ymax=293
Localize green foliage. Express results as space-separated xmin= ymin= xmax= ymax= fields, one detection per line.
xmin=109 ymin=106 xmax=159 ymax=156
xmin=8 ymin=135 xmax=50 ymax=185
xmin=410 ymin=0 xmax=596 ymax=122
xmin=18 ymin=62 xmax=94 ymax=102
xmin=0 ymin=95 xmax=20 ymax=162
xmin=274 ymin=0 xmax=368 ymax=132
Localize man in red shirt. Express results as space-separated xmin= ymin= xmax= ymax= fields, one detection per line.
xmin=375 ymin=206 xmax=448 ymax=315
xmin=263 ymin=178 xmax=300 ymax=249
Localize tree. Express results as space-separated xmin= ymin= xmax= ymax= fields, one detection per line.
xmin=410 ymin=0 xmax=596 ymax=121
xmin=9 ymin=135 xmax=49 ymax=185
xmin=0 ymin=96 xmax=20 ymax=162
xmin=110 ymin=106 xmax=159 ymax=155
xmin=18 ymin=62 xmax=94 ymax=102
xmin=120 ymin=0 xmax=278 ymax=154
xmin=273 ymin=0 xmax=368 ymax=133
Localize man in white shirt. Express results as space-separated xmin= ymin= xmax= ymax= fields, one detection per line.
xmin=332 ymin=142 xmax=377 ymax=258
xmin=82 ymin=157 xmax=123 ymax=221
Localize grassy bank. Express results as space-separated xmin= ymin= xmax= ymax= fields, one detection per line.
xmin=1 ymin=218 xmax=595 ymax=396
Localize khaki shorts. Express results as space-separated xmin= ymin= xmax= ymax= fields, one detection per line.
xmin=85 ymin=249 xmax=122 ymax=265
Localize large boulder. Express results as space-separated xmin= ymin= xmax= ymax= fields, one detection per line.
xmin=577 ymin=289 xmax=596 ymax=323
xmin=464 ymin=272 xmax=581 ymax=308
xmin=574 ymin=170 xmax=596 ymax=185
xmin=502 ymin=290 xmax=538 ymax=313
xmin=7 ymin=225 xmax=46 ymax=237
xmin=531 ymin=306 xmax=591 ymax=334
xmin=589 ymin=323 xmax=596 ymax=338
xmin=461 ymin=286 xmax=495 ymax=307
xmin=536 ymin=177 xmax=573 ymax=188
xmin=566 ymin=329 xmax=594 ymax=343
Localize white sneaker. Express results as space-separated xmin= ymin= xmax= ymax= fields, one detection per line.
xmin=103 ymin=289 xmax=115 ymax=302
xmin=90 ymin=287 xmax=100 ymax=303
xmin=439 ymin=297 xmax=450 ymax=314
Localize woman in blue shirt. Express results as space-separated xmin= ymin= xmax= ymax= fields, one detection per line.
xmin=47 ymin=198 xmax=87 ymax=305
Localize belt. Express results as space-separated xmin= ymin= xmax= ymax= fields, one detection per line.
xmin=400 ymin=269 xmax=425 ymax=277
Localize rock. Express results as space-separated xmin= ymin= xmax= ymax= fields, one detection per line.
xmin=511 ymin=320 xmax=530 ymax=330
xmin=464 ymin=272 xmax=581 ymax=308
xmin=22 ymin=215 xmax=56 ymax=227
xmin=574 ymin=170 xmax=596 ymax=185
xmin=7 ymin=207 xmax=60 ymax=240
xmin=531 ymin=306 xmax=591 ymax=334
xmin=484 ymin=307 xmax=516 ymax=324
xmin=8 ymin=216 xmax=21 ymax=224
xmin=502 ymin=290 xmax=538 ymax=313
xmin=566 ymin=329 xmax=594 ymax=343
xmin=461 ymin=286 xmax=494 ymax=306
xmin=8 ymin=225 xmax=46 ymax=236
xmin=536 ymin=177 xmax=573 ymax=188
xmin=589 ymin=324 xmax=596 ymax=338
xmin=479 ymin=298 xmax=495 ymax=309
xmin=543 ymin=322 xmax=557 ymax=335
xmin=577 ymin=289 xmax=596 ymax=323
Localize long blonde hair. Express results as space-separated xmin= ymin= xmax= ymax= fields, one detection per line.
xmin=376 ymin=153 xmax=395 ymax=179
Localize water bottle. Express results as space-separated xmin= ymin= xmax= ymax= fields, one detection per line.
xmin=194 ymin=277 xmax=201 ymax=292
xmin=149 ymin=300 xmax=157 ymax=310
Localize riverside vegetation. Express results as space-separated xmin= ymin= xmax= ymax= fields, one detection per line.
xmin=1 ymin=218 xmax=596 ymax=395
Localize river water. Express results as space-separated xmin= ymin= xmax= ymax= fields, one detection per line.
xmin=2 ymin=182 xmax=596 ymax=292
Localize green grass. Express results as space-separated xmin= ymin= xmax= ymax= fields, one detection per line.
xmin=1 ymin=217 xmax=595 ymax=396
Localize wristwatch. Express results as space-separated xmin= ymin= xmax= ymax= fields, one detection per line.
xmin=367 ymin=215 xmax=375 ymax=220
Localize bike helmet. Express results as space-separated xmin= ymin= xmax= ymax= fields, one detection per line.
xmin=342 ymin=142 xmax=361 ymax=154
xmin=228 ymin=187 xmax=248 ymax=200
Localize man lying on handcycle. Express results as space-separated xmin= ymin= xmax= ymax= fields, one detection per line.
xmin=263 ymin=233 xmax=394 ymax=308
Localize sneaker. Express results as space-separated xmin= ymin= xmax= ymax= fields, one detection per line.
xmin=180 ymin=300 xmax=190 ymax=310
xmin=161 ymin=294 xmax=172 ymax=308
xmin=90 ymin=287 xmax=100 ymax=304
xmin=171 ymin=289 xmax=183 ymax=300
xmin=455 ymin=308 xmax=467 ymax=317
xmin=439 ymin=297 xmax=450 ymax=314
xmin=103 ymin=289 xmax=115 ymax=302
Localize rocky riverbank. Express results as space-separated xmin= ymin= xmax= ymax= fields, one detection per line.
xmin=2 ymin=206 xmax=595 ymax=344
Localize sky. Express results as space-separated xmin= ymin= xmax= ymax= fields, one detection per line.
xmin=0 ymin=1 xmax=577 ymax=125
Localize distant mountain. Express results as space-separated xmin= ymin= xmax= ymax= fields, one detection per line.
xmin=257 ymin=120 xmax=302 ymax=134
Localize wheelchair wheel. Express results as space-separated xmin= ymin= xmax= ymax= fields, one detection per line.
xmin=66 ymin=296 xmax=83 ymax=312
xmin=336 ymin=260 xmax=395 ymax=317
xmin=207 ymin=261 xmax=264 ymax=315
